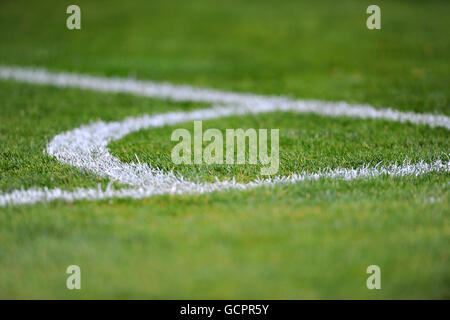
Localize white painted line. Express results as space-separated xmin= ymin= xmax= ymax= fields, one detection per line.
xmin=0 ymin=66 xmax=449 ymax=206
xmin=1 ymin=66 xmax=449 ymax=129
xmin=1 ymin=160 xmax=448 ymax=206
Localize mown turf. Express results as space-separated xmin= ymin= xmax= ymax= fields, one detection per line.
xmin=0 ymin=0 xmax=449 ymax=298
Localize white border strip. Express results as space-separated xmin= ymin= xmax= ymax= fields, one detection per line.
xmin=0 ymin=66 xmax=449 ymax=206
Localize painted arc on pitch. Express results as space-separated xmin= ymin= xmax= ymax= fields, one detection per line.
xmin=0 ymin=66 xmax=449 ymax=206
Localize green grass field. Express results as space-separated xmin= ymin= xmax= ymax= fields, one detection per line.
xmin=0 ymin=0 xmax=449 ymax=299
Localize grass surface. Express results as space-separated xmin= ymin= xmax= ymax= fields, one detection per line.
xmin=0 ymin=0 xmax=449 ymax=298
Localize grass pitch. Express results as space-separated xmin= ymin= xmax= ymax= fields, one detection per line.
xmin=0 ymin=0 xmax=449 ymax=298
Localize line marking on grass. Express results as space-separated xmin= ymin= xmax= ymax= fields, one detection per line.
xmin=0 ymin=66 xmax=449 ymax=206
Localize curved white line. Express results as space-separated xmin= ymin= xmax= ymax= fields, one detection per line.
xmin=0 ymin=66 xmax=449 ymax=206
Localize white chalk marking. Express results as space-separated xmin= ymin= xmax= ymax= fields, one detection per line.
xmin=0 ymin=66 xmax=449 ymax=206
